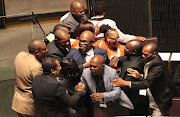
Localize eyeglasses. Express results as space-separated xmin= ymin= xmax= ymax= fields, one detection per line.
xmin=108 ymin=37 xmax=119 ymax=40
xmin=79 ymin=40 xmax=94 ymax=44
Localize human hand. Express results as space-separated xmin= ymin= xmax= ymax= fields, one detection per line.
xmin=135 ymin=36 xmax=145 ymax=41
xmin=83 ymin=60 xmax=91 ymax=68
xmin=75 ymin=82 xmax=86 ymax=92
xmin=111 ymin=76 xmax=130 ymax=87
xmin=109 ymin=57 xmax=119 ymax=69
xmin=95 ymin=24 xmax=100 ymax=35
xmin=90 ymin=93 xmax=104 ymax=102
xmin=127 ymin=68 xmax=142 ymax=79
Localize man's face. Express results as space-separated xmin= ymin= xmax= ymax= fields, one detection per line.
xmin=56 ymin=34 xmax=70 ymax=47
xmin=124 ymin=43 xmax=134 ymax=56
xmin=72 ymin=6 xmax=85 ymax=21
xmin=52 ymin=60 xmax=62 ymax=77
xmin=142 ymin=48 xmax=155 ymax=63
xmin=79 ymin=34 xmax=94 ymax=52
xmin=37 ymin=42 xmax=47 ymax=60
xmin=106 ymin=31 xmax=119 ymax=49
xmin=90 ymin=60 xmax=104 ymax=76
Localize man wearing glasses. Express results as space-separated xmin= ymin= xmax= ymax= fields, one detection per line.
xmin=66 ymin=30 xmax=108 ymax=70
xmin=45 ymin=29 xmax=71 ymax=62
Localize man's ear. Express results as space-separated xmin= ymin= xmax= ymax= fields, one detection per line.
xmin=71 ymin=9 xmax=75 ymax=14
xmin=35 ymin=50 xmax=39 ymax=56
xmin=51 ymin=69 xmax=55 ymax=75
xmin=153 ymin=52 xmax=157 ymax=57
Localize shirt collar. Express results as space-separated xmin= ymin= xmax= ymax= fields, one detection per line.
xmin=91 ymin=15 xmax=105 ymax=20
xmin=86 ymin=48 xmax=94 ymax=56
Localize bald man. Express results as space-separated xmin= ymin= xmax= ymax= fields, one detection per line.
xmin=45 ymin=29 xmax=71 ymax=62
xmin=12 ymin=39 xmax=47 ymax=117
xmin=62 ymin=0 xmax=88 ymax=38
xmin=80 ymin=55 xmax=134 ymax=116
xmin=66 ymin=30 xmax=108 ymax=70
xmin=112 ymin=43 xmax=173 ymax=116
xmin=110 ymin=40 xmax=149 ymax=115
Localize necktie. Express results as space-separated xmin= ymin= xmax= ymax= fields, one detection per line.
xmin=82 ymin=52 xmax=87 ymax=62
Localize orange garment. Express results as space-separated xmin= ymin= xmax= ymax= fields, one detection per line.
xmin=71 ymin=39 xmax=79 ymax=49
xmin=94 ymin=40 xmax=125 ymax=60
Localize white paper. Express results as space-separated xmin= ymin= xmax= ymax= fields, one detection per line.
xmin=99 ymin=103 xmax=107 ymax=108
xmin=139 ymin=89 xmax=146 ymax=96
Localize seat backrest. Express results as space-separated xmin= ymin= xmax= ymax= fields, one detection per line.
xmin=171 ymin=97 xmax=180 ymax=116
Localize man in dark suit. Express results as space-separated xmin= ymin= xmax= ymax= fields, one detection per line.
xmin=45 ymin=29 xmax=71 ymax=62
xmin=32 ymin=58 xmax=84 ymax=117
xmin=62 ymin=0 xmax=88 ymax=38
xmin=80 ymin=55 xmax=134 ymax=116
xmin=66 ymin=30 xmax=108 ymax=70
xmin=112 ymin=43 xmax=174 ymax=116
xmin=109 ymin=40 xmax=149 ymax=115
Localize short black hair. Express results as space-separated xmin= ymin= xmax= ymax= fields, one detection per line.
xmin=94 ymin=1 xmax=106 ymax=15
xmin=53 ymin=24 xmax=68 ymax=34
xmin=42 ymin=58 xmax=58 ymax=75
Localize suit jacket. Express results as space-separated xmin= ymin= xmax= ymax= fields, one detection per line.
xmin=62 ymin=12 xmax=88 ymax=34
xmin=66 ymin=47 xmax=109 ymax=70
xmin=45 ymin=40 xmax=70 ymax=62
xmin=81 ymin=65 xmax=134 ymax=110
xmin=118 ymin=55 xmax=149 ymax=115
xmin=131 ymin=54 xmax=174 ymax=115
xmin=32 ymin=75 xmax=83 ymax=117
xmin=12 ymin=52 xmax=43 ymax=116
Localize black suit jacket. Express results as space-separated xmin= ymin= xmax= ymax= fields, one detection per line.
xmin=45 ymin=40 xmax=70 ymax=62
xmin=118 ymin=55 xmax=149 ymax=115
xmin=32 ymin=75 xmax=83 ymax=117
xmin=66 ymin=47 xmax=109 ymax=70
xmin=131 ymin=54 xmax=174 ymax=115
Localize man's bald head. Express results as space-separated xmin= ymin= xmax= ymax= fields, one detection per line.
xmin=80 ymin=30 xmax=94 ymax=41
xmin=71 ymin=0 xmax=84 ymax=10
xmin=54 ymin=29 xmax=70 ymax=46
xmin=28 ymin=39 xmax=47 ymax=61
xmin=28 ymin=39 xmax=45 ymax=53
xmin=79 ymin=31 xmax=95 ymax=52
xmin=143 ymin=43 xmax=158 ymax=54
xmin=125 ymin=40 xmax=143 ymax=55
xmin=70 ymin=0 xmax=85 ymax=21
xmin=91 ymin=55 xmax=105 ymax=65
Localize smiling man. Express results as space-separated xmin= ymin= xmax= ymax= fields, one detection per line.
xmin=62 ymin=0 xmax=88 ymax=38
xmin=66 ymin=30 xmax=108 ymax=70
xmin=112 ymin=43 xmax=174 ymax=116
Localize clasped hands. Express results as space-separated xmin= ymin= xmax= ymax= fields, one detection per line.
xmin=112 ymin=68 xmax=141 ymax=87
xmin=75 ymin=82 xmax=85 ymax=92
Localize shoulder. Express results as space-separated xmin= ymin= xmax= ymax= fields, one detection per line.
xmin=93 ymin=46 xmax=107 ymax=53
xmin=82 ymin=68 xmax=91 ymax=77
xmin=67 ymin=48 xmax=80 ymax=55
xmin=105 ymin=65 xmax=117 ymax=73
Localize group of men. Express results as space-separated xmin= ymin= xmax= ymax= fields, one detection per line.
xmin=11 ymin=0 xmax=174 ymax=117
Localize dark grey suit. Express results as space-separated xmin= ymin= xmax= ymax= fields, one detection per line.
xmin=66 ymin=47 xmax=109 ymax=70
xmin=45 ymin=40 xmax=70 ymax=62
xmin=131 ymin=54 xmax=174 ymax=115
xmin=118 ymin=55 xmax=149 ymax=115
xmin=62 ymin=12 xmax=88 ymax=35
xmin=32 ymin=74 xmax=83 ymax=117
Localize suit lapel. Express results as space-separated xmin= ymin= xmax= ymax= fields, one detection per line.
xmin=89 ymin=75 xmax=97 ymax=94
xmin=103 ymin=65 xmax=109 ymax=92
